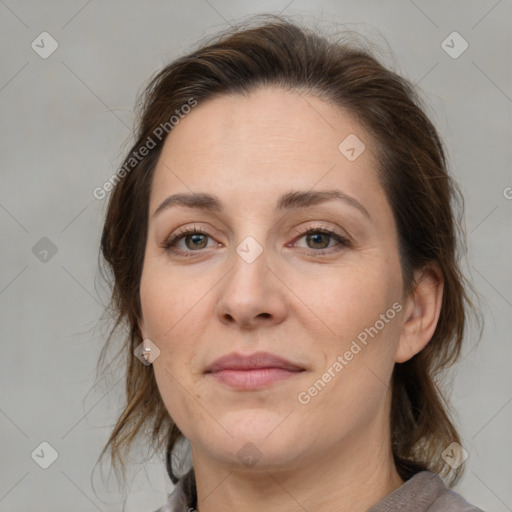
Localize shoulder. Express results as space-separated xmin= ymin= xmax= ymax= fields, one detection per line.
xmin=429 ymin=486 xmax=485 ymax=512
xmin=368 ymin=471 xmax=486 ymax=512
xmin=424 ymin=472 xmax=485 ymax=512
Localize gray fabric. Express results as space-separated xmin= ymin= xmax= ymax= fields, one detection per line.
xmin=154 ymin=470 xmax=485 ymax=512
xmin=367 ymin=471 xmax=484 ymax=512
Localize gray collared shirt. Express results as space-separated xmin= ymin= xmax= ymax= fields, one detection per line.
xmin=154 ymin=470 xmax=485 ymax=511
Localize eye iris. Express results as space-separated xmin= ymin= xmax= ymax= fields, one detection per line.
xmin=186 ymin=234 xmax=208 ymax=250
xmin=306 ymin=232 xmax=329 ymax=249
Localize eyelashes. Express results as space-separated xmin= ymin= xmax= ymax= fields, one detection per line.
xmin=287 ymin=226 xmax=351 ymax=253
xmin=162 ymin=224 xmax=352 ymax=258
xmin=163 ymin=225 xmax=216 ymax=254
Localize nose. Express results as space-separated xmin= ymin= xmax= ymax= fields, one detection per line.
xmin=215 ymin=246 xmax=288 ymax=330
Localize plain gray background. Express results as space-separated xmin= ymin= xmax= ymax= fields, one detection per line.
xmin=0 ymin=1 xmax=511 ymax=511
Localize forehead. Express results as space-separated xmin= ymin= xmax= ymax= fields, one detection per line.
xmin=150 ymin=87 xmax=383 ymax=214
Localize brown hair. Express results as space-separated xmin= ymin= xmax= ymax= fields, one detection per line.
xmin=95 ymin=13 xmax=478 ymax=495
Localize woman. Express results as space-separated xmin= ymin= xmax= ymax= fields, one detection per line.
xmin=96 ymin=15 xmax=485 ymax=512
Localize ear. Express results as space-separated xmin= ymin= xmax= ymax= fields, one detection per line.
xmin=395 ymin=264 xmax=444 ymax=363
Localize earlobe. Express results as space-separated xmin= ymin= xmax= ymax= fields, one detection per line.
xmin=395 ymin=264 xmax=444 ymax=363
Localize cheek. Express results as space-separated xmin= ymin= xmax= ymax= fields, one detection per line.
xmin=331 ymin=272 xmax=402 ymax=379
xmin=299 ymin=314 xmax=400 ymax=437
xmin=138 ymin=273 xmax=196 ymax=417
xmin=141 ymin=279 xmax=207 ymax=433
xmin=293 ymin=267 xmax=402 ymax=401
xmin=139 ymin=265 xmax=211 ymax=383
xmin=139 ymin=263 xmax=205 ymax=341
xmin=289 ymin=263 xmax=399 ymax=339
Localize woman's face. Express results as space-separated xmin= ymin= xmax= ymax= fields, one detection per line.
xmin=139 ymin=87 xmax=408 ymax=471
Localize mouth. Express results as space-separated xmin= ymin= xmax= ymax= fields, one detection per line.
xmin=204 ymin=351 xmax=305 ymax=390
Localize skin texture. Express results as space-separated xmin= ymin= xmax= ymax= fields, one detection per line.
xmin=139 ymin=87 xmax=443 ymax=512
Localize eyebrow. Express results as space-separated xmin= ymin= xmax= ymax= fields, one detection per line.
xmin=152 ymin=189 xmax=370 ymax=219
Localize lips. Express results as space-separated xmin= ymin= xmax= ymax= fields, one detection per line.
xmin=205 ymin=351 xmax=304 ymax=373
xmin=204 ymin=352 xmax=305 ymax=389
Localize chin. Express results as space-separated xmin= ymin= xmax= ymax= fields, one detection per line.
xmin=195 ymin=411 xmax=305 ymax=468
xmin=205 ymin=437 xmax=305 ymax=473
xmin=220 ymin=408 xmax=292 ymax=438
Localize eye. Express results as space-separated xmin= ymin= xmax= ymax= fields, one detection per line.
xmin=163 ymin=224 xmax=351 ymax=257
xmin=291 ymin=226 xmax=351 ymax=254
xmin=163 ymin=225 xmax=219 ymax=256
